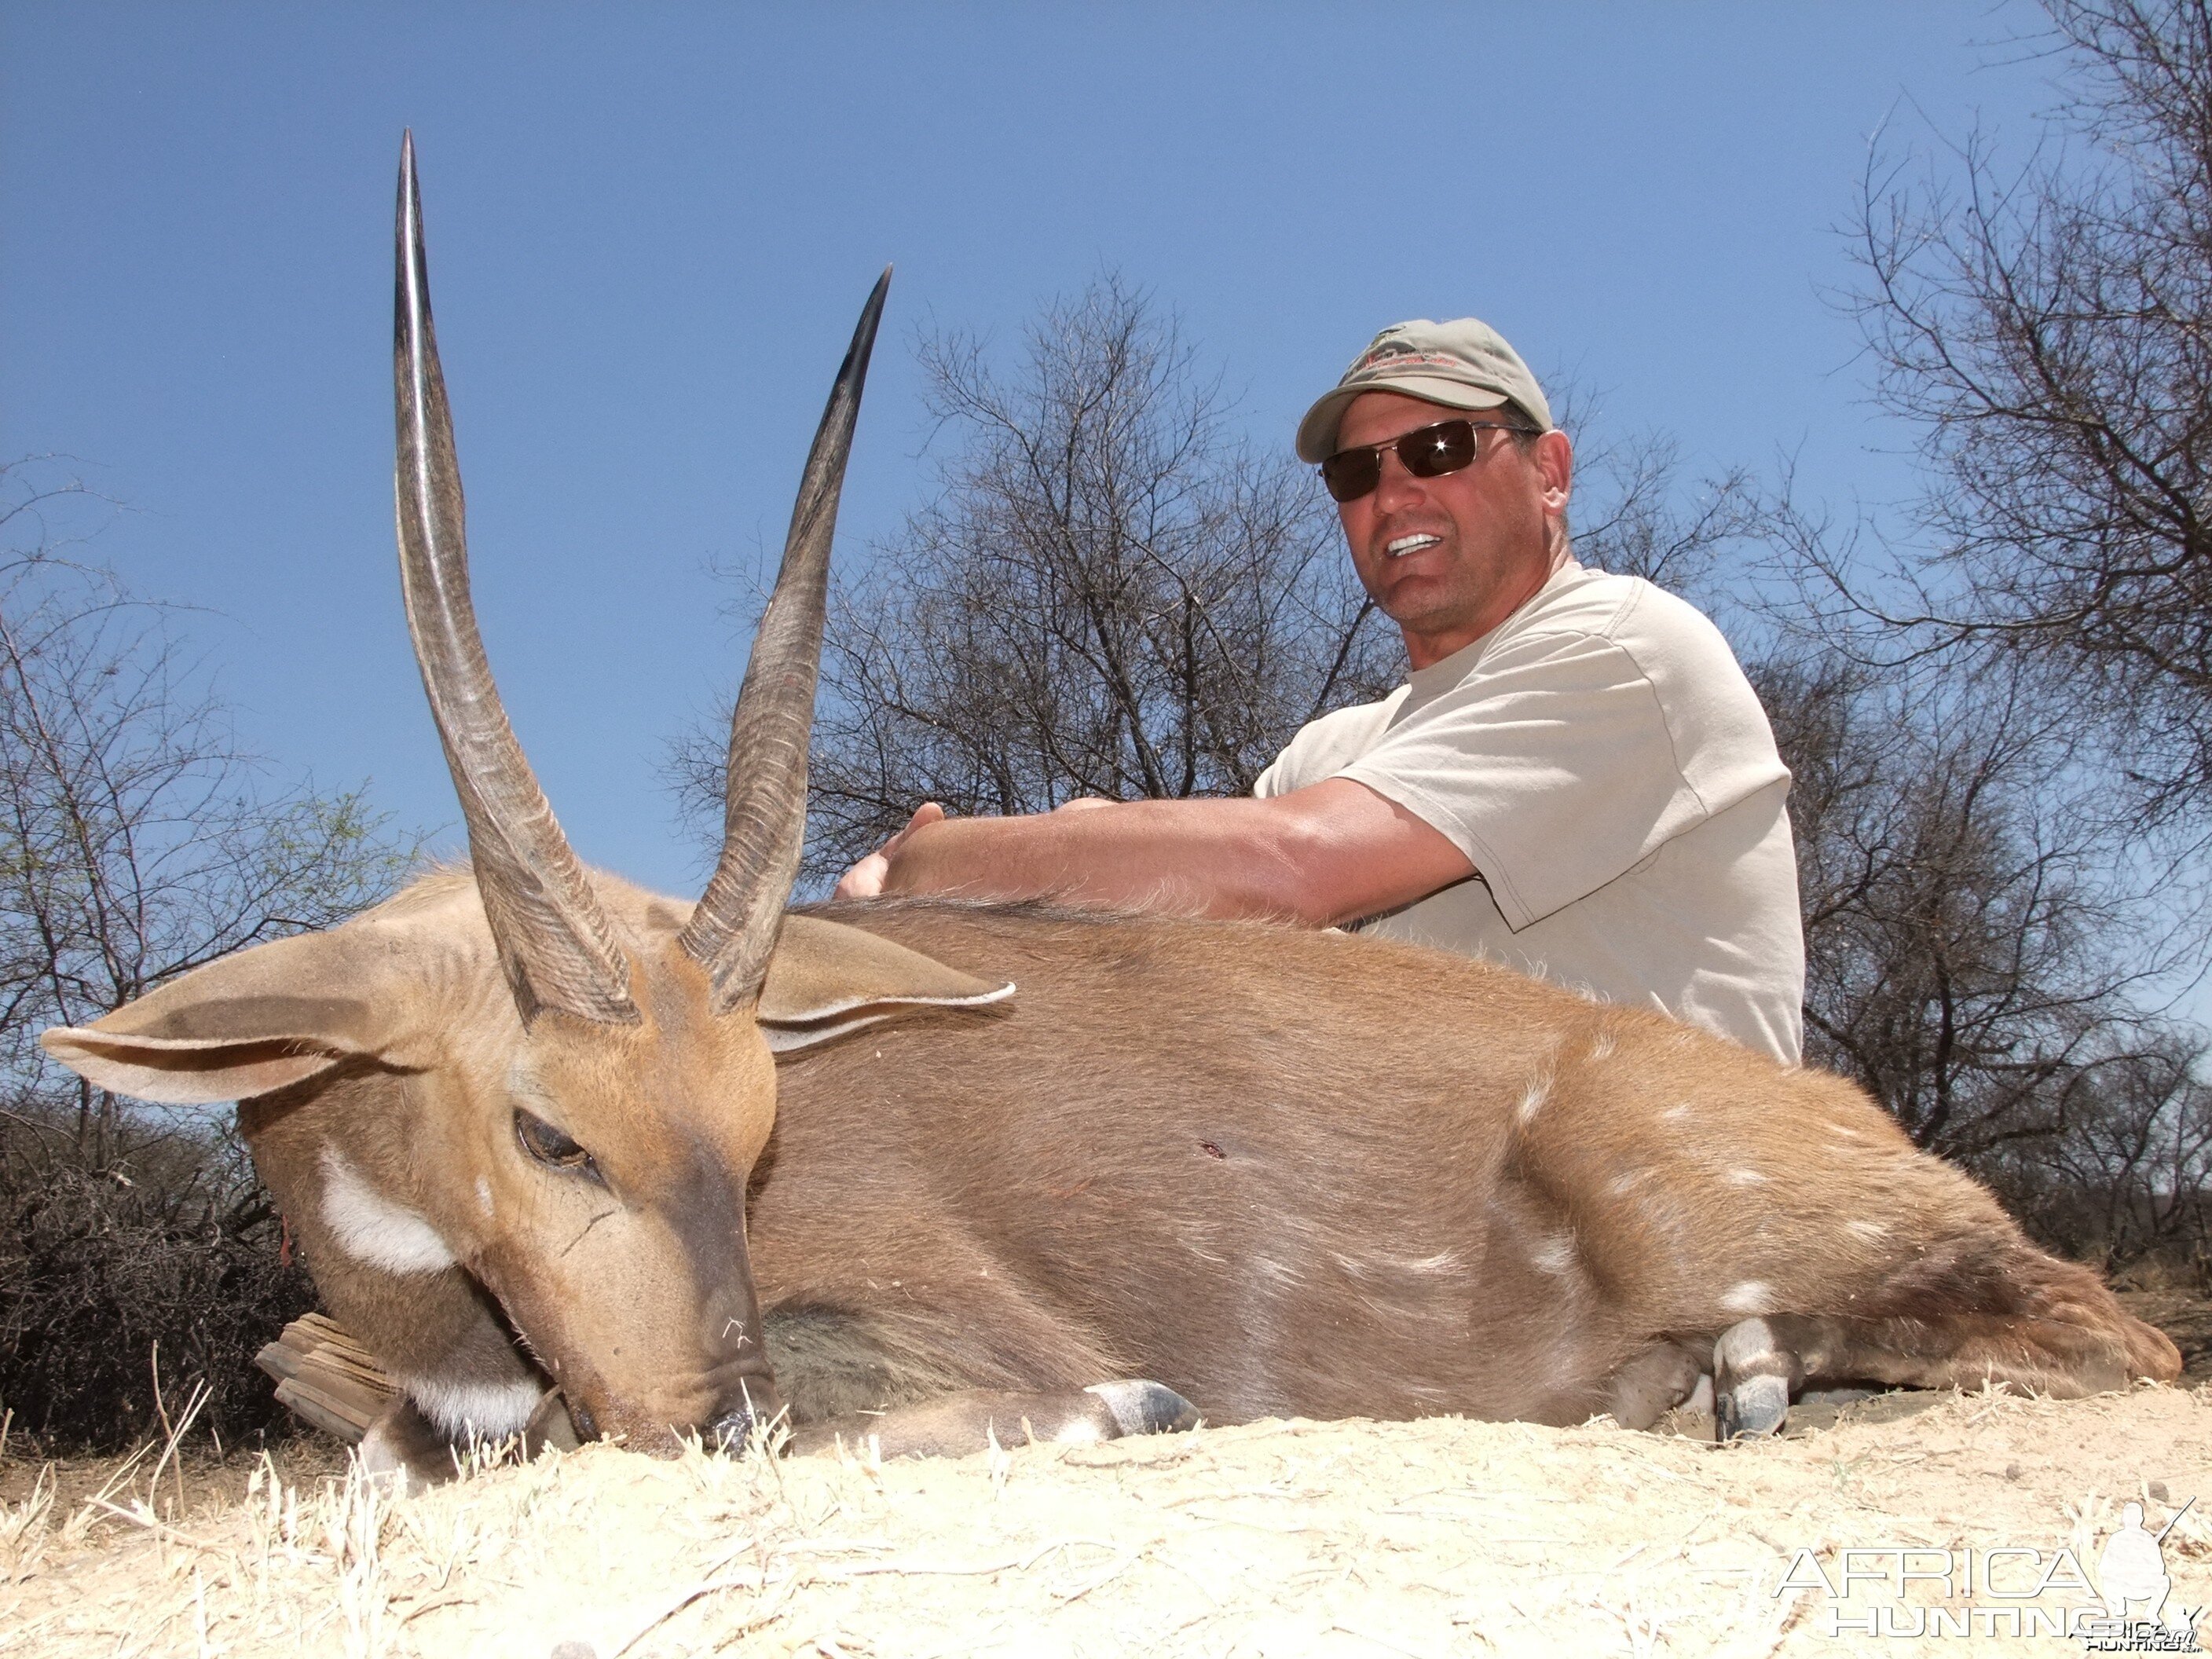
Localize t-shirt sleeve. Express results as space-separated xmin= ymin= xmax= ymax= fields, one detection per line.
xmin=1254 ymin=697 xmax=1402 ymax=800
xmin=1335 ymin=625 xmax=1785 ymax=929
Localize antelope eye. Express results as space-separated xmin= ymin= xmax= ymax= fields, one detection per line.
xmin=514 ymin=1108 xmax=599 ymax=1177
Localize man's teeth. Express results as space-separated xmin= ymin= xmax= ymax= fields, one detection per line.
xmin=1386 ymin=534 xmax=1441 ymax=558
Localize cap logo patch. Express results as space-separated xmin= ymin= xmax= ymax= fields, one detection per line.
xmin=1351 ymin=346 xmax=1474 ymax=379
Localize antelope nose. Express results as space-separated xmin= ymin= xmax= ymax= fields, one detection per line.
xmin=708 ymin=1372 xmax=785 ymax=1454
xmin=709 ymin=1403 xmax=761 ymax=1453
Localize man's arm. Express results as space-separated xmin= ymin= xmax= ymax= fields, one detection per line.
xmin=840 ymin=778 xmax=1474 ymax=928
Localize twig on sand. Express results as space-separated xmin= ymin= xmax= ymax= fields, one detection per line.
xmin=610 ymin=1574 xmax=762 ymax=1658
xmin=1329 ymin=1621 xmax=1445 ymax=1659
xmin=1153 ymin=1551 xmax=1225 ymax=1606
xmin=1174 ymin=1508 xmax=1325 ymax=1537
xmin=827 ymin=1536 xmax=1124 ymax=1578
xmin=397 ymin=1591 xmax=477 ymax=1625
xmin=611 ymin=1536 xmax=1126 ymax=1656
xmin=82 ymin=1498 xmax=225 ymax=1555
xmin=1052 ymin=1544 xmax=1142 ymax=1604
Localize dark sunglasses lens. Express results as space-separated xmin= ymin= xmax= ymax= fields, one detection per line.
xmin=1320 ymin=449 xmax=1382 ymax=503
xmin=1402 ymin=421 xmax=1478 ymax=478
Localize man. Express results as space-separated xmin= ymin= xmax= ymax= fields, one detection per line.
xmin=836 ymin=318 xmax=1804 ymax=1062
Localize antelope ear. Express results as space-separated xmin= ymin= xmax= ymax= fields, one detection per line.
xmin=758 ymin=915 xmax=1013 ymax=1053
xmin=40 ymin=930 xmax=413 ymax=1106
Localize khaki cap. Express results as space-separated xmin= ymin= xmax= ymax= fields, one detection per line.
xmin=1295 ymin=317 xmax=1552 ymax=463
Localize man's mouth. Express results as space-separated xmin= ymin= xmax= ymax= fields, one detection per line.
xmin=1385 ymin=533 xmax=1443 ymax=559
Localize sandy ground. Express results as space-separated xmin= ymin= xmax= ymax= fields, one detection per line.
xmin=2 ymin=1379 xmax=2207 ymax=1659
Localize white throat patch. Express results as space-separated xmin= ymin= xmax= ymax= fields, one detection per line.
xmin=402 ymin=1373 xmax=544 ymax=1441
xmin=319 ymin=1148 xmax=457 ymax=1275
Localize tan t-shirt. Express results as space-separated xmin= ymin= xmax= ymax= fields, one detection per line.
xmin=1255 ymin=559 xmax=1805 ymax=1062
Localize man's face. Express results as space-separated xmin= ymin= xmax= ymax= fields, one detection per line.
xmin=1333 ymin=390 xmax=1573 ymax=668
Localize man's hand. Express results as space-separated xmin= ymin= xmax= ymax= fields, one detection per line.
xmin=833 ymin=802 xmax=947 ymax=900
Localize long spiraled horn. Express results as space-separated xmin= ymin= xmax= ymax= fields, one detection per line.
xmin=679 ymin=269 xmax=891 ymax=1012
xmin=394 ymin=132 xmax=637 ymax=1026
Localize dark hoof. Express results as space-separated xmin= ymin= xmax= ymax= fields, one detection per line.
xmin=1716 ymin=1372 xmax=1790 ymax=1439
xmin=1084 ymin=1379 xmax=1201 ymax=1436
xmin=1712 ymin=1318 xmax=1796 ymax=1441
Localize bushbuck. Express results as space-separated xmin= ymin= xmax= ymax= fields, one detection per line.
xmin=42 ymin=139 xmax=2182 ymax=1478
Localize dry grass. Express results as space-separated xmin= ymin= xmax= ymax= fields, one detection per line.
xmin=2 ymin=1385 xmax=2207 ymax=1657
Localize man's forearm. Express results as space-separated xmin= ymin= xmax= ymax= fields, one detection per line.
xmin=878 ymin=799 xmax=1317 ymax=921
xmin=862 ymin=781 xmax=1475 ymax=926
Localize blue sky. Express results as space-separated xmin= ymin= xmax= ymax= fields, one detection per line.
xmin=4 ymin=2 xmax=2060 ymax=896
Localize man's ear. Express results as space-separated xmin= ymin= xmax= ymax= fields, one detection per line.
xmin=758 ymin=915 xmax=1013 ymax=1053
xmin=40 ymin=929 xmax=420 ymax=1105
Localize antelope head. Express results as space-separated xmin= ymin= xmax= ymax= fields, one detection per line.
xmin=39 ymin=137 xmax=1007 ymax=1452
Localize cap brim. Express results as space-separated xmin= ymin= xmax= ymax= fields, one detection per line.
xmin=1295 ymin=375 xmax=1514 ymax=463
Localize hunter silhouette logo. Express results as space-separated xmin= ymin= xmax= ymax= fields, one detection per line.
xmin=2086 ymin=1499 xmax=2199 ymax=1649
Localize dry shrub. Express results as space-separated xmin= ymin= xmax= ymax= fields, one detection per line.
xmin=0 ymin=1105 xmax=313 ymax=1453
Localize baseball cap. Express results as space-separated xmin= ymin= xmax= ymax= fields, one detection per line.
xmin=1295 ymin=317 xmax=1553 ymax=463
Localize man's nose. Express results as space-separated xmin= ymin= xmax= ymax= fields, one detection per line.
xmin=1369 ymin=448 xmax=1430 ymax=509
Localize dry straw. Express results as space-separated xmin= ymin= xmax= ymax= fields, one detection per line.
xmin=1 ymin=1383 xmax=2205 ymax=1657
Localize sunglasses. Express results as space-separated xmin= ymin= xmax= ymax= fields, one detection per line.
xmin=1319 ymin=417 xmax=1537 ymax=504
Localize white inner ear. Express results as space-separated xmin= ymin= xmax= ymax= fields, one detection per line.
xmin=763 ymin=1010 xmax=897 ymax=1054
xmin=762 ymin=982 xmax=1013 ymax=1056
xmin=768 ymin=980 xmax=1015 ymax=1024
xmin=320 ymin=1148 xmax=457 ymax=1274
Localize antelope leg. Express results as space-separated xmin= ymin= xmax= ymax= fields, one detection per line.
xmin=360 ymin=1396 xmax=466 ymax=1485
xmin=782 ymin=1379 xmax=1199 ymax=1459
xmin=1602 ymin=1341 xmax=1707 ymax=1431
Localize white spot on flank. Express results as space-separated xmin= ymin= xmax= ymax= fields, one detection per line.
xmin=1609 ymin=1168 xmax=1654 ymax=1196
xmin=1331 ymin=1247 xmax=1465 ymax=1281
xmin=1848 ymin=1219 xmax=1890 ymax=1242
xmin=1587 ymin=1031 xmax=1616 ymax=1060
xmin=1831 ymin=1124 xmax=1862 ymax=1140
xmin=320 ymin=1149 xmax=456 ymax=1275
xmin=401 ymin=1374 xmax=543 ymax=1440
xmin=1529 ymin=1235 xmax=1577 ymax=1276
xmin=1518 ymin=1075 xmax=1552 ymax=1125
xmin=1721 ymin=1280 xmax=1774 ymax=1315
xmin=475 ymin=1177 xmax=493 ymax=1218
xmin=1662 ymin=1103 xmax=1691 ymax=1122
xmin=1725 ymin=1167 xmax=1769 ymax=1186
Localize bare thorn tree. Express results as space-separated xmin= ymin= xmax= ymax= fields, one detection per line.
xmin=0 ymin=459 xmax=422 ymax=1448
xmin=1761 ymin=648 xmax=2158 ymax=1148
xmin=1819 ymin=0 xmax=2212 ymax=833
xmin=1999 ymin=1028 xmax=2211 ymax=1266
xmin=673 ymin=274 xmax=1400 ymax=882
